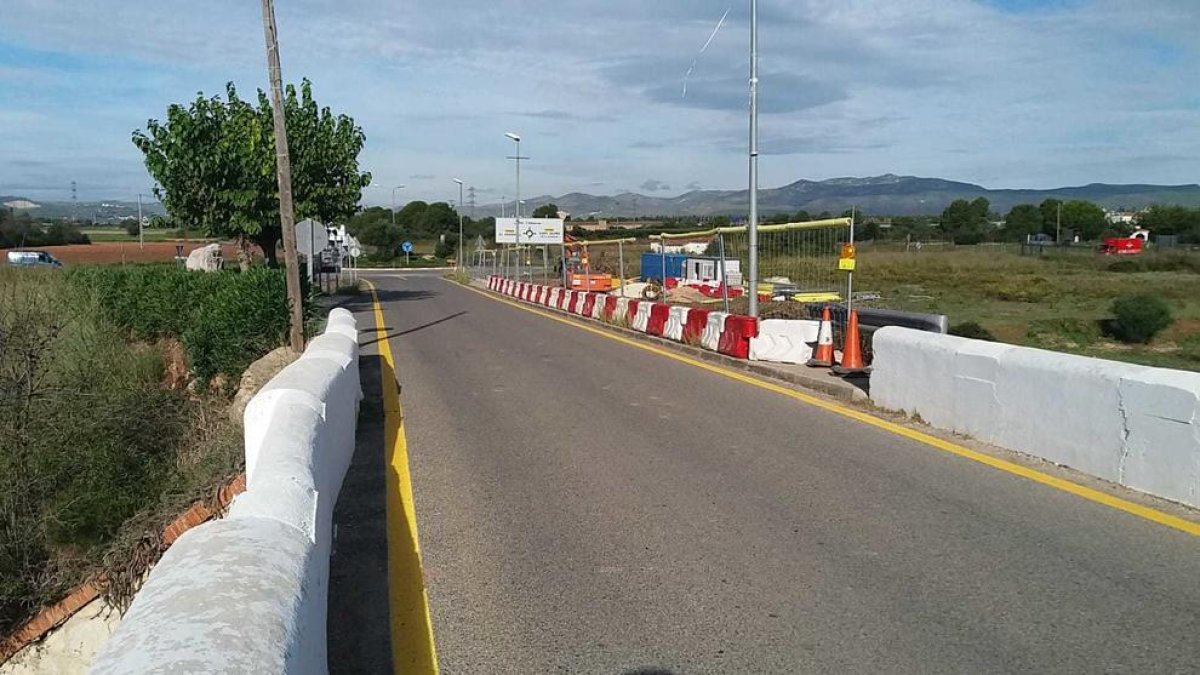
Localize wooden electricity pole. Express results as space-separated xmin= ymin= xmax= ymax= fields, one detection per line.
xmin=261 ymin=0 xmax=305 ymax=352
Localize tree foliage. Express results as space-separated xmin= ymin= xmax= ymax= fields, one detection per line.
xmin=940 ymin=197 xmax=990 ymax=244
xmin=532 ymin=203 xmax=560 ymax=218
xmin=1003 ymin=204 xmax=1043 ymax=240
xmin=132 ymin=79 xmax=371 ymax=265
xmin=1137 ymin=205 xmax=1200 ymax=242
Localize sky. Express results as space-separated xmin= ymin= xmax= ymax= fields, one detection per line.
xmin=0 ymin=0 xmax=1197 ymax=206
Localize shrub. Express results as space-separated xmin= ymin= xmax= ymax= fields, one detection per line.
xmin=67 ymin=264 xmax=303 ymax=382
xmin=1109 ymin=294 xmax=1173 ymax=344
xmin=183 ymin=268 xmax=292 ymax=382
xmin=984 ymin=276 xmax=1054 ymax=302
xmin=949 ymin=321 xmax=996 ymax=341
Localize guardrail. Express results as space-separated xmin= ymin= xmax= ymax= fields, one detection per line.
xmin=89 ymin=309 xmax=361 ymax=675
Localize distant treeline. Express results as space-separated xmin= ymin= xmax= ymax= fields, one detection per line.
xmin=0 ymin=210 xmax=90 ymax=248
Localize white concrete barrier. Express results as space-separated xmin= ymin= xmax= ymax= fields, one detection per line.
xmin=90 ymin=309 xmax=362 ymax=674
xmin=548 ymin=287 xmax=562 ymax=308
xmin=749 ymin=319 xmax=820 ymax=364
xmin=872 ymin=327 xmax=1200 ymax=507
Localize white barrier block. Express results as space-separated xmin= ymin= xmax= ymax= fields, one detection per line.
xmin=548 ymin=288 xmax=562 ymax=308
xmin=591 ymin=294 xmax=607 ymax=320
xmin=664 ymin=306 xmax=690 ymax=342
xmin=701 ymin=311 xmax=729 ymax=351
xmin=748 ymin=319 xmax=820 ymax=364
xmin=614 ymin=297 xmax=630 ymax=322
xmin=949 ymin=339 xmax=1016 ymax=442
xmin=632 ymin=301 xmax=652 ymax=332
xmin=90 ymin=518 xmax=323 ymax=675
xmin=1117 ymin=369 xmax=1200 ymax=506
xmin=993 ymin=349 xmax=1143 ymax=483
xmin=871 ymin=327 xmax=962 ymax=429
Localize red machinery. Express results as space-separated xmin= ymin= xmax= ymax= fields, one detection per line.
xmin=1099 ymin=237 xmax=1144 ymax=255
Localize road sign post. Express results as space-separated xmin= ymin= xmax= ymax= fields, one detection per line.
xmin=402 ymin=240 xmax=412 ymax=267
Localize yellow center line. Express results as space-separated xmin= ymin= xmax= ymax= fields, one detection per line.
xmin=457 ymin=280 xmax=1200 ymax=537
xmin=365 ymin=279 xmax=439 ymax=674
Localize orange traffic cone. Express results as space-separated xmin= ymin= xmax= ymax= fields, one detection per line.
xmin=807 ymin=306 xmax=835 ymax=367
xmin=833 ymin=309 xmax=869 ymax=375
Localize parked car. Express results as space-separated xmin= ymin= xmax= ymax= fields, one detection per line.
xmin=5 ymin=250 xmax=63 ymax=268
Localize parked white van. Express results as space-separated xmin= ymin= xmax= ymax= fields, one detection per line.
xmin=5 ymin=250 xmax=63 ymax=268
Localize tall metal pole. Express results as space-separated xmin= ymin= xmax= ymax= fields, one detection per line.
xmin=747 ymin=0 xmax=760 ymax=318
xmin=454 ymin=178 xmax=465 ymax=271
xmin=261 ymin=0 xmax=304 ymax=352
xmin=137 ymin=193 xmax=144 ymax=250
xmin=847 ymin=207 xmax=855 ymax=318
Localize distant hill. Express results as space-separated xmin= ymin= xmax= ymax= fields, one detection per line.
xmin=483 ymin=175 xmax=1200 ymax=218
xmin=1 ymin=196 xmax=166 ymax=223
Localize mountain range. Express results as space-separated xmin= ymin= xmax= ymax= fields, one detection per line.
xmin=500 ymin=175 xmax=1200 ymax=219
xmin=8 ymin=175 xmax=1200 ymax=222
xmin=2 ymin=197 xmax=166 ymax=223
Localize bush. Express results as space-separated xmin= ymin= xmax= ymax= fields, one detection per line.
xmin=949 ymin=321 xmax=996 ymax=341
xmin=434 ymin=235 xmax=458 ymax=259
xmin=1109 ymin=294 xmax=1173 ymax=344
xmin=183 ymin=268 xmax=291 ymax=382
xmin=67 ymin=264 xmax=302 ymax=382
xmin=0 ymin=269 xmax=243 ymax=633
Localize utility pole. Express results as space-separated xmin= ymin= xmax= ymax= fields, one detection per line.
xmin=1056 ymin=202 xmax=1062 ymax=244
xmin=453 ymin=178 xmax=465 ymax=271
xmin=70 ymin=181 xmax=77 ymax=224
xmin=747 ymin=0 xmax=760 ymax=318
xmin=261 ymin=0 xmax=304 ymax=353
xmin=137 ymin=193 xmax=144 ymax=249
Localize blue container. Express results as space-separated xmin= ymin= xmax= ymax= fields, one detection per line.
xmin=641 ymin=252 xmax=687 ymax=282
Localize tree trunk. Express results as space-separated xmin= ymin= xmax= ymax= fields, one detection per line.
xmin=255 ymin=231 xmax=281 ymax=267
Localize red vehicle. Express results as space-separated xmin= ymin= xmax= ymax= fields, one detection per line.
xmin=1099 ymin=237 xmax=1144 ymax=255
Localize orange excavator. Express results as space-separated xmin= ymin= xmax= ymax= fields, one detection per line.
xmin=564 ymin=239 xmax=614 ymax=292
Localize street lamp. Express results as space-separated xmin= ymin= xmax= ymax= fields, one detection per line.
xmin=506 ymin=132 xmax=530 ymax=281
xmin=391 ymin=185 xmax=406 ymax=227
xmin=453 ymin=178 xmax=464 ymax=271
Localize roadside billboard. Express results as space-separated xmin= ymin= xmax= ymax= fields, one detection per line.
xmin=495 ymin=217 xmax=564 ymax=245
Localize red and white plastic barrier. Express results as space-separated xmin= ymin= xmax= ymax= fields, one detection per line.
xmin=485 ymin=280 xmax=840 ymax=366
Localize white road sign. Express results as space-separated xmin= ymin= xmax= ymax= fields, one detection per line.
xmin=495 ymin=217 xmax=564 ymax=245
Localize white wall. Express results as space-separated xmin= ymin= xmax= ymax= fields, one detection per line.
xmin=871 ymin=327 xmax=1200 ymax=507
xmin=89 ymin=309 xmax=361 ymax=674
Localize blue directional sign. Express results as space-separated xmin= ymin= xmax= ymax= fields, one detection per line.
xmin=401 ymin=241 xmax=413 ymax=253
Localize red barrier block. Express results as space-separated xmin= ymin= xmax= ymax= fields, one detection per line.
xmin=540 ymin=287 xmax=549 ymax=305
xmin=534 ymin=286 xmax=544 ymax=304
xmin=582 ymin=293 xmax=597 ymax=317
xmin=683 ymin=309 xmax=710 ymax=344
xmin=626 ymin=300 xmax=640 ymax=324
xmin=646 ymin=303 xmax=670 ymax=336
xmin=604 ymin=296 xmax=618 ymax=321
xmin=717 ymin=314 xmax=759 ymax=359
xmin=558 ymin=290 xmax=569 ymax=310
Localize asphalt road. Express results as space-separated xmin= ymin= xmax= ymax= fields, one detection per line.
xmin=330 ymin=271 xmax=1199 ymax=674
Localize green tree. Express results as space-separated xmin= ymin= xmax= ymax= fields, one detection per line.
xmin=1038 ymin=198 xmax=1062 ymax=236
xmin=940 ymin=197 xmax=989 ymax=243
xmin=1059 ymin=200 xmax=1107 ymax=240
xmin=1137 ymin=205 xmax=1200 ymax=241
xmin=1003 ymin=204 xmax=1043 ymax=240
xmin=531 ymin=203 xmax=560 ymax=218
xmin=133 ymin=79 xmax=371 ymax=266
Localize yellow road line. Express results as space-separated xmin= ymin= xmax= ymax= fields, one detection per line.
xmin=365 ymin=280 xmax=439 ymax=674
xmin=459 ymin=281 xmax=1200 ymax=537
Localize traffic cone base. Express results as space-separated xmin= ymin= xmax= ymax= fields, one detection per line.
xmin=832 ymin=308 xmax=871 ymax=375
xmin=807 ymin=305 xmax=835 ymax=367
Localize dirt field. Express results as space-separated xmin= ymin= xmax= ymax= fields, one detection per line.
xmin=41 ymin=241 xmax=250 ymax=265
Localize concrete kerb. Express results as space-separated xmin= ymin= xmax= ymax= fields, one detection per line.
xmin=465 ymin=280 xmax=867 ymax=403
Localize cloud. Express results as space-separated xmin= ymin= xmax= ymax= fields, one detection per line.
xmin=639 ymin=179 xmax=671 ymax=192
xmin=685 ymin=181 xmax=702 ymax=190
xmin=1 ymin=0 xmax=1199 ymax=202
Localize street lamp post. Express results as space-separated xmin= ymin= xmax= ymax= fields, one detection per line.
xmin=137 ymin=192 xmax=145 ymax=250
xmin=747 ymin=0 xmax=760 ymax=318
xmin=391 ymin=185 xmax=406 ymax=227
xmin=506 ymin=132 xmax=529 ymax=281
xmin=453 ymin=178 xmax=465 ymax=271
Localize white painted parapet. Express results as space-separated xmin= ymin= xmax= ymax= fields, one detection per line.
xmin=871 ymin=327 xmax=1200 ymax=507
xmin=89 ymin=309 xmax=362 ymax=674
